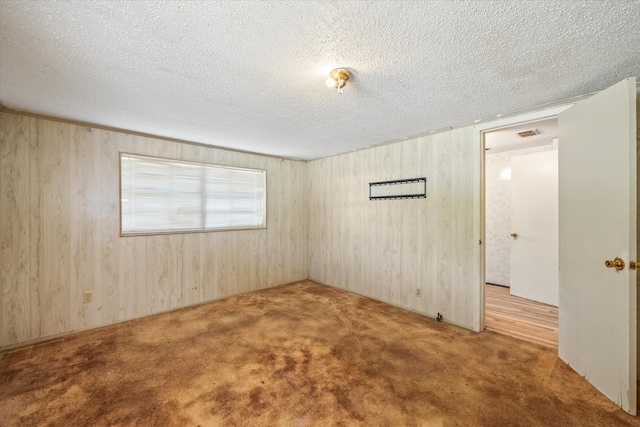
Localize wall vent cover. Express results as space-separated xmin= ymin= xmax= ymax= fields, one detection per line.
xmin=517 ymin=129 xmax=540 ymax=137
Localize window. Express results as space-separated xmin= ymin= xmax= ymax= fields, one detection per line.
xmin=120 ymin=153 xmax=266 ymax=235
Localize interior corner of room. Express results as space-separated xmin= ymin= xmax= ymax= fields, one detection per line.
xmin=1 ymin=1 xmax=640 ymax=423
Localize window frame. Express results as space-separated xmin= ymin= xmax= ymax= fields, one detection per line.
xmin=119 ymin=152 xmax=267 ymax=236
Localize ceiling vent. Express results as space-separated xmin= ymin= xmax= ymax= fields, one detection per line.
xmin=517 ymin=129 xmax=540 ymax=137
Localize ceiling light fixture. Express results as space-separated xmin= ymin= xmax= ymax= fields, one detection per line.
xmin=325 ymin=68 xmax=351 ymax=94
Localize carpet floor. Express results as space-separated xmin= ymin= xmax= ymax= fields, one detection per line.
xmin=1 ymin=280 xmax=638 ymax=426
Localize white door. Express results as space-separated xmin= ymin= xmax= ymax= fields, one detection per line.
xmin=558 ymin=77 xmax=637 ymax=414
xmin=510 ymin=150 xmax=559 ymax=306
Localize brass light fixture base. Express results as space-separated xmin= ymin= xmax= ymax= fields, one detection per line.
xmin=329 ymin=68 xmax=351 ymax=89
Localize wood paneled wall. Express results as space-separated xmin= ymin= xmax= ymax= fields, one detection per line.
xmin=0 ymin=111 xmax=309 ymax=348
xmin=307 ymin=128 xmax=483 ymax=331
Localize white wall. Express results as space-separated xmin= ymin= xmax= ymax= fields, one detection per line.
xmin=0 ymin=111 xmax=309 ymax=348
xmin=636 ymin=92 xmax=639 ymax=377
xmin=307 ymin=128 xmax=483 ymax=331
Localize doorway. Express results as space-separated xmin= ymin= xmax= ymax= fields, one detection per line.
xmin=476 ymin=78 xmax=637 ymax=414
xmin=482 ymin=117 xmax=559 ymax=349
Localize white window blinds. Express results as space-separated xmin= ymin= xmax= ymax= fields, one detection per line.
xmin=120 ymin=153 xmax=266 ymax=235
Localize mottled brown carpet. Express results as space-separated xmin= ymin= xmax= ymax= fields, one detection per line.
xmin=0 ymin=280 xmax=638 ymax=426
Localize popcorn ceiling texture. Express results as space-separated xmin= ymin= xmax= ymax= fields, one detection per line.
xmin=1 ymin=1 xmax=639 ymax=160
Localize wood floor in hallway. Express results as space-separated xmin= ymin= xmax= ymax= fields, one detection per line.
xmin=484 ymin=283 xmax=559 ymax=349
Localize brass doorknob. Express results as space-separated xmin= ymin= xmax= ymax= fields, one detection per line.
xmin=605 ymin=257 xmax=625 ymax=271
xmin=510 ymin=233 xmax=518 ymax=239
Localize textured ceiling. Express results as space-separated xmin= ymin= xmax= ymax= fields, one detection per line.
xmin=1 ymin=1 xmax=639 ymax=160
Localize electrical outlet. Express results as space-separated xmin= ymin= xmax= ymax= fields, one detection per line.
xmin=416 ymin=288 xmax=421 ymax=297
xmin=83 ymin=291 xmax=93 ymax=304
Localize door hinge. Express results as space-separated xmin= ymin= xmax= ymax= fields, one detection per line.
xmin=479 ymin=239 xmax=482 ymax=245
